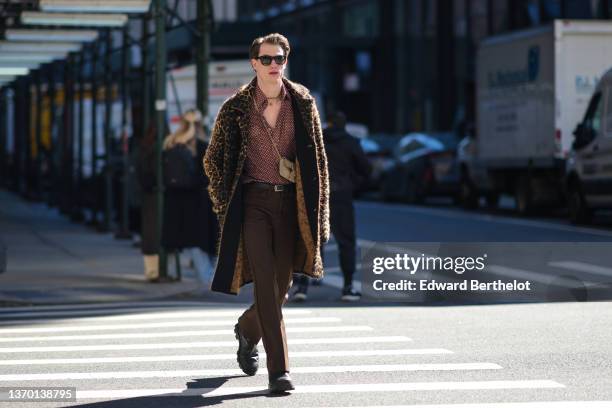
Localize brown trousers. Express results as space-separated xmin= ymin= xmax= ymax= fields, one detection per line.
xmin=237 ymin=183 xmax=297 ymax=375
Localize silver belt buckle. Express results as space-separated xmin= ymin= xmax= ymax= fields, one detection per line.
xmin=274 ymin=185 xmax=284 ymax=192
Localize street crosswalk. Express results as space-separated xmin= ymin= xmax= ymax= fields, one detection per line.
xmin=0 ymin=301 xmax=608 ymax=407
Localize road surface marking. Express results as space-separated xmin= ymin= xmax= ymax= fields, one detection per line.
xmin=0 ymin=301 xmax=208 ymax=313
xmin=0 ymin=363 xmax=502 ymax=381
xmin=0 ymin=348 xmax=454 ymax=366
xmin=0 ymin=325 xmax=372 ymax=342
xmin=72 ymin=380 xmax=564 ymax=399
xmin=0 ymin=336 xmax=412 ymax=353
xmin=0 ymin=317 xmax=342 ymax=334
xmin=0 ymin=308 xmax=311 ymax=322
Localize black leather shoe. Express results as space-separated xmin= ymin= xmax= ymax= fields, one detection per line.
xmin=268 ymin=371 xmax=295 ymax=394
xmin=234 ymin=323 xmax=258 ymax=376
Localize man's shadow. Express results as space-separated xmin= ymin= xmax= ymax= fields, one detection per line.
xmin=67 ymin=375 xmax=292 ymax=407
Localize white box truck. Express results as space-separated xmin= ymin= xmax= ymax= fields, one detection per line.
xmin=166 ymin=60 xmax=256 ymax=133
xmin=459 ymin=20 xmax=612 ymax=214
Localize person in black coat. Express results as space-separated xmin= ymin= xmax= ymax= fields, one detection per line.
xmin=161 ymin=109 xmax=218 ymax=288
xmin=136 ymin=124 xmax=160 ymax=281
xmin=292 ymin=111 xmax=372 ymax=301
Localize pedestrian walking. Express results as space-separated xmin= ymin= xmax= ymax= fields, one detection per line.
xmin=203 ymin=33 xmax=329 ymax=393
xmin=162 ymin=109 xmax=217 ymax=288
xmin=292 ymin=111 xmax=372 ymax=302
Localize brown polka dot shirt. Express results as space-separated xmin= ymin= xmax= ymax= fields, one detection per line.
xmin=243 ymin=81 xmax=296 ymax=185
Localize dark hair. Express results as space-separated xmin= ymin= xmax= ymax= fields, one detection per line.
xmin=249 ymin=33 xmax=290 ymax=59
xmin=329 ymin=111 xmax=347 ymax=129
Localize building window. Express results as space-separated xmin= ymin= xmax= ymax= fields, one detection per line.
xmin=343 ymin=1 xmax=379 ymax=38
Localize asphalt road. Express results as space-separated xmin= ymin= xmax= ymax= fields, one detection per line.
xmin=354 ymin=198 xmax=612 ymax=242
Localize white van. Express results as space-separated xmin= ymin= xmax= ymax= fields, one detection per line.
xmin=566 ymin=67 xmax=612 ymax=223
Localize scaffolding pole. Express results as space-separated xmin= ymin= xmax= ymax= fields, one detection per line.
xmin=155 ymin=0 xmax=169 ymax=280
xmin=117 ymin=24 xmax=133 ymax=239
xmin=101 ymin=30 xmax=114 ymax=232
xmin=196 ymin=0 xmax=211 ymax=129
xmin=88 ymin=42 xmax=100 ymax=226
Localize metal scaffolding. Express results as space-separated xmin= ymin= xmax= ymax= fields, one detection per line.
xmin=0 ymin=0 xmax=213 ymax=282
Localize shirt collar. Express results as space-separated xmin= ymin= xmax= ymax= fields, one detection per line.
xmin=254 ymin=80 xmax=290 ymax=112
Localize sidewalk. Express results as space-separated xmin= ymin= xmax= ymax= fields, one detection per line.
xmin=0 ymin=189 xmax=252 ymax=306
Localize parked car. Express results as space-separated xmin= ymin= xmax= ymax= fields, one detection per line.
xmin=380 ymin=132 xmax=461 ymax=203
xmin=345 ymin=122 xmax=369 ymax=139
xmin=358 ymin=136 xmax=395 ymax=192
xmin=565 ymin=67 xmax=612 ymax=224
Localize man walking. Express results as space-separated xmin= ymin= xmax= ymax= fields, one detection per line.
xmin=203 ymin=33 xmax=329 ymax=393
xmin=292 ymin=111 xmax=371 ymax=302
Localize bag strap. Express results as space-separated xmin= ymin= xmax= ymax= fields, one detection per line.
xmin=252 ymin=95 xmax=284 ymax=161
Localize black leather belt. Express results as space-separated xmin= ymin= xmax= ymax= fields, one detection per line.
xmin=246 ymin=182 xmax=296 ymax=192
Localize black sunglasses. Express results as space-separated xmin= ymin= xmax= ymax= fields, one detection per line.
xmin=255 ymin=54 xmax=286 ymax=66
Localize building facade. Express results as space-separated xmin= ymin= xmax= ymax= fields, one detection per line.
xmin=235 ymin=0 xmax=612 ymax=134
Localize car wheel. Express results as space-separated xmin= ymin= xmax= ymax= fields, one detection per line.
xmin=568 ymin=181 xmax=592 ymax=225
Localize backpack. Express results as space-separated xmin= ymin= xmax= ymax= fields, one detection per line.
xmin=162 ymin=144 xmax=199 ymax=189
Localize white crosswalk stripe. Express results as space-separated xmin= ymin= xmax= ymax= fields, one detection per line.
xmin=0 ymin=349 xmax=454 ymax=366
xmin=0 ymin=308 xmax=311 ymax=325
xmin=0 ymin=335 xmax=412 ymax=353
xmin=0 ymin=302 xmax=574 ymax=407
xmin=0 ymin=317 xmax=338 ymax=334
xmin=71 ymin=380 xmax=565 ymax=399
xmin=0 ymin=363 xmax=503 ymax=382
xmin=0 ymin=325 xmax=372 ymax=342
xmin=0 ymin=301 xmax=209 ymax=314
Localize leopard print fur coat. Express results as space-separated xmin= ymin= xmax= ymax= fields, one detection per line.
xmin=203 ymin=77 xmax=330 ymax=295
